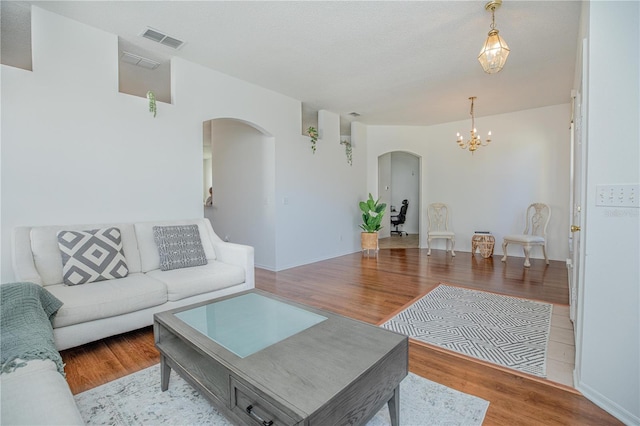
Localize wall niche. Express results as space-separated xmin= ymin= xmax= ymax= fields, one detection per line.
xmin=118 ymin=38 xmax=171 ymax=104
xmin=1 ymin=2 xmax=33 ymax=71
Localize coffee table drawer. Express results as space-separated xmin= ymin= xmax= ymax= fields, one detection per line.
xmin=230 ymin=376 xmax=299 ymax=426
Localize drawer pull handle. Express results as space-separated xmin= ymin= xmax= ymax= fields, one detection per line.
xmin=245 ymin=404 xmax=274 ymax=426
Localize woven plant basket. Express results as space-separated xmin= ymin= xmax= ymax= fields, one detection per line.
xmin=361 ymin=232 xmax=379 ymax=251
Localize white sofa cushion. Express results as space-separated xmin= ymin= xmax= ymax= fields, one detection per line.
xmin=29 ymin=223 xmax=141 ymax=286
xmin=46 ymin=273 xmax=167 ymax=327
xmin=135 ymin=219 xmax=217 ymax=272
xmin=146 ymin=261 xmax=245 ymax=302
xmin=0 ymin=359 xmax=84 ymax=425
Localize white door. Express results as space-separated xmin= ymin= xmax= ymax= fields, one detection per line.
xmin=567 ymin=39 xmax=588 ymax=331
xmin=568 ymin=95 xmax=582 ymax=324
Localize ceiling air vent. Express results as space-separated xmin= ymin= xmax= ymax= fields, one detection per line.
xmin=120 ymin=51 xmax=160 ymax=70
xmin=140 ymin=27 xmax=185 ymax=50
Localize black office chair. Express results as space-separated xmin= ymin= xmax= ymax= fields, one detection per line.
xmin=390 ymin=199 xmax=409 ymax=236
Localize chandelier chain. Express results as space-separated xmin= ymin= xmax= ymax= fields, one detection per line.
xmin=490 ymin=7 xmax=496 ymax=30
xmin=470 ymin=97 xmax=475 ymax=128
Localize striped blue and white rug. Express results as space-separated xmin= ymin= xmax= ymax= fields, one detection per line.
xmin=382 ymin=284 xmax=553 ymax=377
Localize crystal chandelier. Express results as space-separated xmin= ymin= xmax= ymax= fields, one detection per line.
xmin=478 ymin=0 xmax=510 ymax=74
xmin=456 ymin=97 xmax=491 ymax=153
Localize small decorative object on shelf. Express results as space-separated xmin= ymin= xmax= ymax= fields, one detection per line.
xmin=147 ymin=91 xmax=157 ymax=118
xmin=340 ymin=139 xmax=353 ymax=166
xmin=307 ymin=126 xmax=318 ymax=153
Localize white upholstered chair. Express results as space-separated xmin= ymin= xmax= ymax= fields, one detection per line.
xmin=501 ymin=203 xmax=551 ymax=267
xmin=427 ymin=203 xmax=456 ymax=256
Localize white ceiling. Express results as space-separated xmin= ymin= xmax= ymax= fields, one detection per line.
xmin=11 ymin=1 xmax=582 ymax=127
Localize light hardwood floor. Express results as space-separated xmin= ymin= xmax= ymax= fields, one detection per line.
xmin=61 ymin=247 xmax=621 ymax=425
xmin=379 ymin=234 xmax=420 ymax=249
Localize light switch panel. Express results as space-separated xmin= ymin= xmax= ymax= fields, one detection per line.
xmin=596 ymin=184 xmax=639 ymax=207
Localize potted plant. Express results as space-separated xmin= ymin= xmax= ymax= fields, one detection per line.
xmin=359 ymin=193 xmax=387 ymax=252
xmin=147 ymin=91 xmax=157 ymax=118
xmin=307 ymin=126 xmax=318 ymax=153
xmin=340 ymin=139 xmax=353 ymax=166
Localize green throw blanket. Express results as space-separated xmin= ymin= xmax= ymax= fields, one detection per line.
xmin=1 ymin=282 xmax=65 ymax=376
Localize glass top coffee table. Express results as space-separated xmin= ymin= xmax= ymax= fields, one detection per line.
xmin=154 ymin=289 xmax=408 ymax=426
xmin=174 ymin=292 xmax=328 ymax=358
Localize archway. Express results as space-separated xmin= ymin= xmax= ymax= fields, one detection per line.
xmin=202 ymin=118 xmax=276 ymax=269
xmin=377 ymin=151 xmax=421 ymax=248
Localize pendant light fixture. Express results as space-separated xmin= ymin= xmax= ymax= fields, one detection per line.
xmin=478 ymin=0 xmax=510 ymax=74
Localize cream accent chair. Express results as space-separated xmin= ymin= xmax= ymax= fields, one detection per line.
xmin=427 ymin=203 xmax=456 ymax=256
xmin=501 ymin=203 xmax=551 ymax=267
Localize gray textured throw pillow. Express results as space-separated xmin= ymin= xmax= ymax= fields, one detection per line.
xmin=153 ymin=224 xmax=208 ymax=271
xmin=57 ymin=227 xmax=129 ymax=286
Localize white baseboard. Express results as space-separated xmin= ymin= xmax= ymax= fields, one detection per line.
xmin=254 ymin=263 xmax=276 ymax=271
xmin=576 ymin=380 xmax=640 ymax=426
xmin=275 ymin=249 xmax=359 ymax=272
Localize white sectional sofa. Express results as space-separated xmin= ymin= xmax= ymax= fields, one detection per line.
xmin=1 ymin=359 xmax=85 ymax=425
xmin=2 ymin=218 xmax=254 ymax=425
xmin=11 ymin=217 xmax=255 ymax=350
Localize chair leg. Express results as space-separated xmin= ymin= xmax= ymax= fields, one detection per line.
xmin=450 ymin=237 xmax=456 ymax=257
xmin=427 ymin=238 xmax=432 ymax=255
xmin=542 ymin=244 xmax=549 ymax=264
xmin=501 ymin=241 xmax=508 ymax=262
xmin=523 ymin=245 xmax=531 ymax=268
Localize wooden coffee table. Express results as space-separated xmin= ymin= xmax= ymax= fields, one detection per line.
xmin=154 ymin=289 xmax=408 ymax=426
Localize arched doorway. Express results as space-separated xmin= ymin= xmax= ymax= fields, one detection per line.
xmin=377 ymin=151 xmax=421 ymax=248
xmin=202 ymin=118 xmax=276 ymax=269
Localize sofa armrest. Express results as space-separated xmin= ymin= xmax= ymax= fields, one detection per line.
xmin=212 ymin=242 xmax=255 ymax=289
xmin=11 ymin=227 xmax=43 ymax=285
xmin=0 ymin=360 xmax=84 ymax=425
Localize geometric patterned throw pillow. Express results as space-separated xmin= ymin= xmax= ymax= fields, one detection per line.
xmin=57 ymin=227 xmax=129 ymax=286
xmin=153 ymin=224 xmax=208 ymax=271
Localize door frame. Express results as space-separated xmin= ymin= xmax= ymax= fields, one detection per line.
xmin=377 ymin=151 xmax=422 ymax=243
xmin=568 ymin=37 xmax=589 ymax=386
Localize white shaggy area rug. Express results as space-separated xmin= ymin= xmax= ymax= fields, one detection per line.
xmin=382 ymin=284 xmax=553 ymax=377
xmin=75 ymin=364 xmax=489 ymax=425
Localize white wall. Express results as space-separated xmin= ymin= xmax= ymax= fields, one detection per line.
xmin=1 ymin=7 xmax=366 ymax=281
xmin=1 ymin=7 xmax=203 ymax=284
xmin=272 ymin=109 xmax=368 ymax=270
xmin=366 ymin=104 xmax=572 ymax=261
xmin=210 ymin=119 xmax=275 ymax=269
xmin=576 ymin=2 xmax=640 ymax=424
